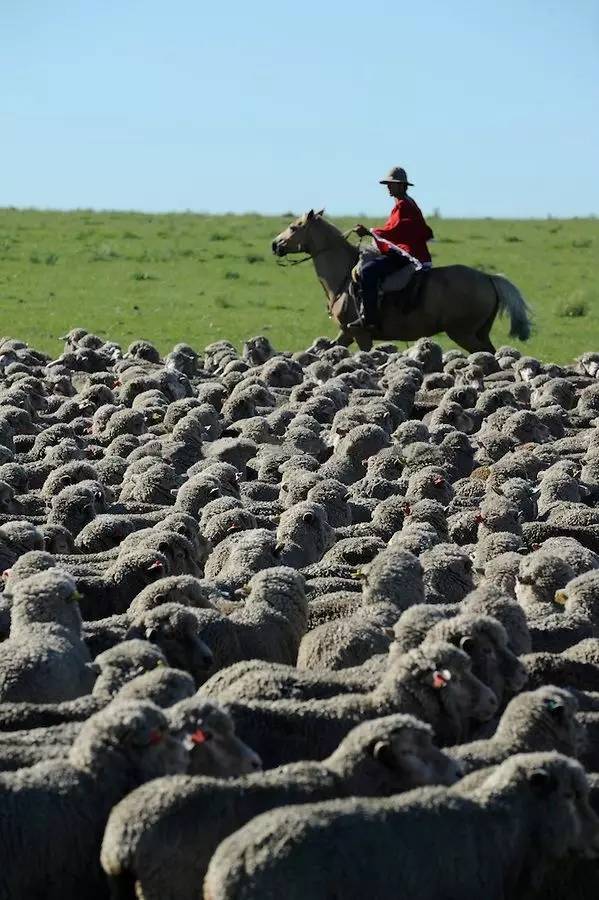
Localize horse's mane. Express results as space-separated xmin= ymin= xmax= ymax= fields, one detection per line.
xmin=313 ymin=215 xmax=347 ymax=242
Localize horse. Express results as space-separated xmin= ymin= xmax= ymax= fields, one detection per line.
xmin=271 ymin=209 xmax=532 ymax=353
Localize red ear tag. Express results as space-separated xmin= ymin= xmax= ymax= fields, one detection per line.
xmin=432 ymin=669 xmax=451 ymax=689
xmin=148 ymin=729 xmax=163 ymax=745
xmin=148 ymin=560 xmax=163 ymax=572
xmin=191 ymin=728 xmax=208 ymax=745
xmin=433 ymin=475 xmax=444 ymax=486
xmin=474 ymin=512 xmax=484 ymax=524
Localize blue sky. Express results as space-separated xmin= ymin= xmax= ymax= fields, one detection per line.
xmin=2 ymin=0 xmax=598 ymax=217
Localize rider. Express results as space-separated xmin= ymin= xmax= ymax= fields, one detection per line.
xmin=352 ymin=166 xmax=434 ymax=328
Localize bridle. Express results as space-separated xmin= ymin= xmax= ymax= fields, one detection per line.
xmin=275 ymin=226 xmax=362 ymax=312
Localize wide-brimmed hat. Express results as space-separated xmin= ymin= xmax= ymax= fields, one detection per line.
xmin=379 ymin=166 xmax=413 ymax=186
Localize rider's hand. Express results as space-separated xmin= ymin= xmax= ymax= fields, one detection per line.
xmin=354 ymin=224 xmax=370 ymax=238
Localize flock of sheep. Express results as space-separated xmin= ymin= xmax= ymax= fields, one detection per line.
xmin=0 ymin=327 xmax=598 ymax=899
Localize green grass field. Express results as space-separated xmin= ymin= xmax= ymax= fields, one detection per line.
xmin=0 ymin=209 xmax=597 ymax=363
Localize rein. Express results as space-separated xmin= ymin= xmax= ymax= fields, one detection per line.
xmin=275 ymin=242 xmax=337 ymax=268
xmin=276 ymin=224 xmax=362 ymax=316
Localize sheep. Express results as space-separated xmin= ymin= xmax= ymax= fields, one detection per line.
xmin=219 ymin=566 xmax=307 ymax=665
xmin=420 ymin=542 xmax=475 ymax=604
xmin=74 ymin=548 xmax=171 ymax=619
xmin=0 ymin=640 xmax=168 ymax=730
xmin=402 ymin=498 xmax=449 ymax=541
xmin=424 ymin=613 xmax=528 ymax=705
xmin=522 ymin=640 xmax=599 ymax=692
xmin=101 ymin=715 xmax=461 ymax=900
xmin=202 ymin=658 xmax=381 ymax=704
xmin=448 ymin=686 xmax=585 ymax=773
xmin=392 ymin=584 xmax=532 ymax=657
xmin=274 ymin=500 xmax=334 ymax=567
xmin=516 ymin=553 xmax=597 ymax=652
xmin=224 ymin=641 xmax=497 ymax=768
xmin=0 ymin=520 xmax=45 ymax=569
xmin=296 ymin=605 xmax=396 ymax=671
xmin=157 ymin=695 xmax=262 ymax=777
xmin=128 ymin=574 xmax=219 ymax=616
xmin=0 ymin=569 xmax=96 ymax=703
xmin=462 ymin=584 xmax=533 ymax=655
xmin=126 ymin=603 xmax=214 ymax=684
xmin=0 ymin=668 xmax=202 ymax=773
xmin=204 ymin=752 xmax=599 ymax=900
xmin=296 ymin=549 xmax=424 ymax=671
xmin=516 ymin=549 xmax=577 ymax=613
xmin=319 ymin=424 xmax=391 ymax=485
xmin=203 ymin=528 xmax=280 ymax=588
xmin=471 ymin=529 xmax=527 ymax=570
xmin=0 ymin=700 xmax=189 ymax=900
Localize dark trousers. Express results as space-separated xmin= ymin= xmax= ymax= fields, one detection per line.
xmin=360 ymin=251 xmax=409 ymax=325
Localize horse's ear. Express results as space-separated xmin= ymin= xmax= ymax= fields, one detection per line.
xmin=306 ymin=209 xmax=315 ymax=220
xmin=316 ymin=208 xmax=325 ymax=217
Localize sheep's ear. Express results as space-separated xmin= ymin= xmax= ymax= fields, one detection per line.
xmin=372 ymin=740 xmax=396 ymax=769
xmin=145 ymin=627 xmax=158 ymax=641
xmin=459 ymin=635 xmax=475 ymax=653
xmin=303 ymin=512 xmax=315 ymax=524
xmin=529 ymin=769 xmax=557 ymax=793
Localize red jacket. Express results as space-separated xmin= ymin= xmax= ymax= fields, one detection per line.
xmin=372 ymin=196 xmax=434 ymax=263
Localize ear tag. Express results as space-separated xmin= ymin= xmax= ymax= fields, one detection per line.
xmin=432 ymin=669 xmax=451 ymax=689
xmin=191 ymin=728 xmax=208 ymax=745
xmin=554 ymin=591 xmax=567 ymax=606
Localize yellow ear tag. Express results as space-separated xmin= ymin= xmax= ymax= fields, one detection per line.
xmin=554 ymin=591 xmax=568 ymax=606
xmin=351 ymin=569 xmax=366 ymax=581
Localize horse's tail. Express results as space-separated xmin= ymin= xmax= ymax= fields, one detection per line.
xmin=490 ymin=274 xmax=532 ymax=341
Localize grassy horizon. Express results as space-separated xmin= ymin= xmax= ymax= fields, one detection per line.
xmin=0 ymin=208 xmax=597 ymax=363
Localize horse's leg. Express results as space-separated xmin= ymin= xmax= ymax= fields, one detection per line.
xmin=334 ymin=329 xmax=354 ymax=348
xmin=475 ymin=305 xmax=498 ymax=353
xmin=354 ymin=329 xmax=373 ymax=351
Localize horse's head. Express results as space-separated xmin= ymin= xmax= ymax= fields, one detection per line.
xmin=271 ymin=208 xmax=325 ymax=257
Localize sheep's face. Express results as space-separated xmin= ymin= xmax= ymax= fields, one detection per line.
xmin=423 ymin=552 xmax=474 ymax=603
xmin=182 ymin=706 xmax=262 ymax=777
xmin=458 ymin=627 xmax=527 ymax=704
xmin=417 ymin=645 xmax=498 ymax=743
xmin=511 ymin=758 xmax=599 ymax=861
xmin=242 ymin=336 xmax=274 ymax=365
xmin=0 ymin=484 xmax=18 ymax=513
xmin=365 ymin=726 xmax=462 ymax=792
xmin=535 ymin=693 xmax=588 ymax=757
